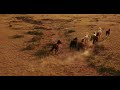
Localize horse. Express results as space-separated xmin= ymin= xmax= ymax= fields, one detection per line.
xmin=77 ymin=39 xmax=85 ymax=52
xmin=90 ymin=31 xmax=99 ymax=44
xmin=106 ymin=29 xmax=110 ymax=37
xmin=92 ymin=35 xmax=98 ymax=44
xmin=49 ymin=40 xmax=62 ymax=54
xmin=84 ymin=34 xmax=89 ymax=45
xmin=69 ymin=37 xmax=78 ymax=50
xmin=96 ymin=30 xmax=102 ymax=41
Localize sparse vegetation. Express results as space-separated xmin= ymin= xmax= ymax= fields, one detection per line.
xmin=12 ymin=34 xmax=24 ymax=39
xmin=1 ymin=14 xmax=120 ymax=76
xmin=33 ymin=26 xmax=51 ymax=30
xmin=35 ymin=49 xmax=49 ymax=58
xmin=27 ymin=31 xmax=43 ymax=36
xmin=29 ymin=36 xmax=42 ymax=42
xmin=98 ymin=67 xmax=120 ymax=76
xmin=34 ymin=43 xmax=53 ymax=58
xmin=64 ymin=29 xmax=75 ymax=38
xmin=87 ymin=43 xmax=120 ymax=76
xmin=67 ymin=30 xmax=76 ymax=33
xmin=24 ymin=44 xmax=36 ymax=50
xmin=23 ymin=42 xmax=39 ymax=50
xmin=15 ymin=16 xmax=42 ymax=25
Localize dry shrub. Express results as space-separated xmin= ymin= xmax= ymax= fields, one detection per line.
xmin=24 ymin=44 xmax=36 ymax=50
xmin=29 ymin=35 xmax=42 ymax=42
xmin=64 ymin=30 xmax=75 ymax=40
xmin=34 ymin=43 xmax=53 ymax=58
xmin=87 ymin=43 xmax=120 ymax=75
xmin=67 ymin=30 xmax=76 ymax=33
xmin=22 ymin=42 xmax=39 ymax=51
xmin=12 ymin=34 xmax=24 ymax=39
xmin=98 ymin=66 xmax=120 ymax=76
xmin=15 ymin=16 xmax=42 ymax=25
xmin=33 ymin=26 xmax=51 ymax=30
xmin=27 ymin=31 xmax=43 ymax=36
xmin=35 ymin=49 xmax=49 ymax=58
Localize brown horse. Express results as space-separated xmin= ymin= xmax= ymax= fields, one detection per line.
xmin=92 ymin=35 xmax=98 ymax=44
xmin=106 ymin=29 xmax=110 ymax=37
xmin=50 ymin=40 xmax=62 ymax=54
xmin=90 ymin=33 xmax=98 ymax=44
xmin=96 ymin=31 xmax=102 ymax=41
xmin=69 ymin=37 xmax=78 ymax=50
xmin=77 ymin=39 xmax=85 ymax=51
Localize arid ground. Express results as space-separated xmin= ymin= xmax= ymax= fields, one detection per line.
xmin=0 ymin=14 xmax=120 ymax=76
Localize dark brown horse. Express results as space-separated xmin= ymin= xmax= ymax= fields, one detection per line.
xmin=91 ymin=34 xmax=98 ymax=44
xmin=106 ymin=29 xmax=111 ymax=37
xmin=93 ymin=35 xmax=98 ymax=44
xmin=50 ymin=40 xmax=62 ymax=54
xmin=70 ymin=37 xmax=78 ymax=50
xmin=77 ymin=39 xmax=85 ymax=51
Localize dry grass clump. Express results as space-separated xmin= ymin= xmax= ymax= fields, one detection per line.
xmin=23 ymin=42 xmax=39 ymax=50
xmin=12 ymin=34 xmax=24 ymax=39
xmin=30 ymin=36 xmax=42 ymax=42
xmin=27 ymin=31 xmax=43 ymax=36
xmin=34 ymin=43 xmax=53 ymax=58
xmin=87 ymin=43 xmax=120 ymax=76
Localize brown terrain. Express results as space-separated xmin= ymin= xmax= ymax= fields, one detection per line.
xmin=0 ymin=14 xmax=120 ymax=76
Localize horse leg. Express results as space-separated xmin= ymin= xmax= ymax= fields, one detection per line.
xmin=55 ymin=48 xmax=59 ymax=55
xmin=49 ymin=49 xmax=53 ymax=55
xmin=93 ymin=39 xmax=95 ymax=44
xmin=77 ymin=46 xmax=80 ymax=51
xmin=49 ymin=46 xmax=55 ymax=55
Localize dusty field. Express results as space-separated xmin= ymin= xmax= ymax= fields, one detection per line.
xmin=0 ymin=14 xmax=120 ymax=76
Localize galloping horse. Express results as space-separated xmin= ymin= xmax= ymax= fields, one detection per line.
xmin=70 ymin=37 xmax=78 ymax=50
xmin=96 ymin=27 xmax=102 ymax=40
xmin=106 ymin=29 xmax=111 ymax=37
xmin=77 ymin=39 xmax=85 ymax=51
xmin=50 ymin=40 xmax=62 ymax=54
xmin=91 ymin=32 xmax=98 ymax=44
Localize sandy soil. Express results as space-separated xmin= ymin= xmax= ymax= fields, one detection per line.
xmin=0 ymin=14 xmax=119 ymax=76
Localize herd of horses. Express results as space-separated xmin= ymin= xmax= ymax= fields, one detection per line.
xmin=50 ymin=28 xmax=111 ymax=54
xmin=8 ymin=23 xmax=111 ymax=55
